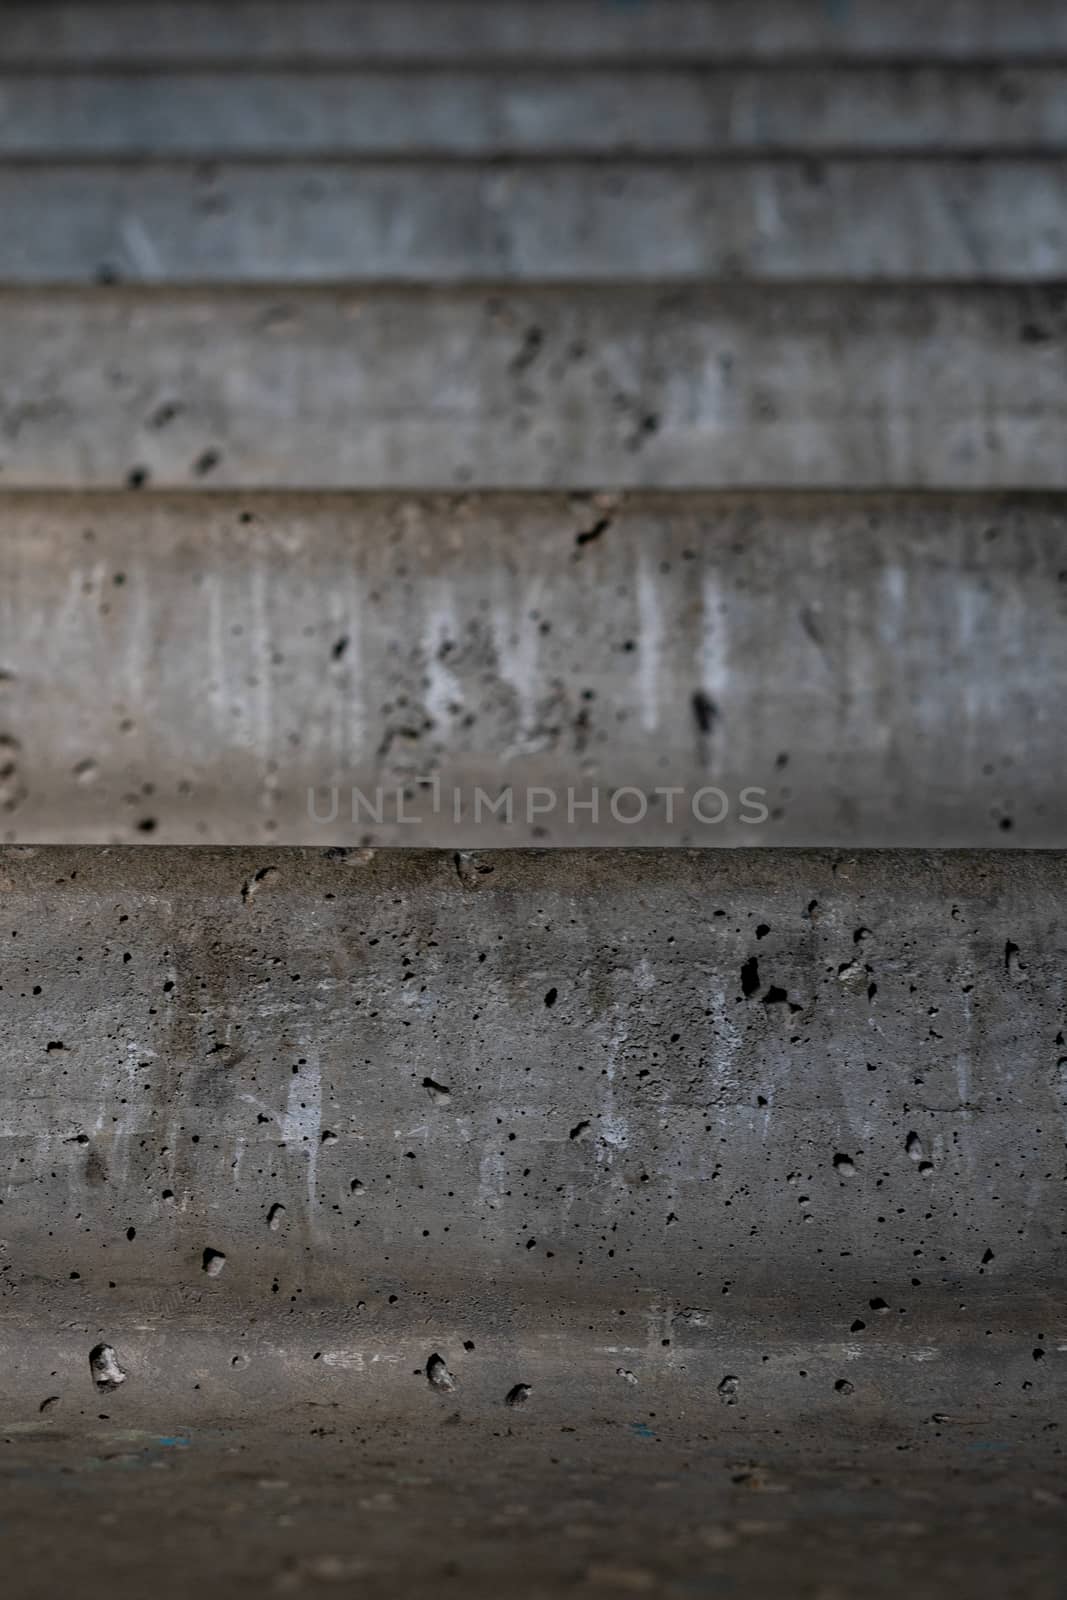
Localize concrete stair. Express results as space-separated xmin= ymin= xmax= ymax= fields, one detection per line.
xmin=4 ymin=285 xmax=1066 ymax=487
xmin=0 ymin=5 xmax=1065 ymax=1597
xmin=0 ymin=490 xmax=1063 ymax=847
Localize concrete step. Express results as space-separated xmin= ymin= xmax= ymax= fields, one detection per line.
xmin=5 ymin=0 xmax=1067 ymax=65
xmin=3 ymin=9 xmax=1062 ymax=1594
xmin=1 ymin=157 xmax=1064 ymax=282
xmin=5 ymin=66 xmax=1067 ymax=155
xmin=1 ymin=285 xmax=1062 ymax=490
xmin=0 ymin=841 xmax=1061 ymax=1568
xmin=0 ymin=491 xmax=1062 ymax=848
xmin=0 ymin=844 xmax=1059 ymax=1307
xmin=0 ymin=839 xmax=1063 ymax=1595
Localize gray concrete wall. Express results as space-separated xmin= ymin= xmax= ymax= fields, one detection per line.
xmin=2 ymin=286 xmax=1064 ymax=488
xmin=0 ymin=846 xmax=1061 ymax=1321
xmin=5 ymin=1 xmax=1067 ymax=64
xmin=0 ymin=492 xmax=1062 ymax=847
xmin=4 ymin=67 xmax=1067 ymax=155
xmin=2 ymin=159 xmax=1065 ymax=282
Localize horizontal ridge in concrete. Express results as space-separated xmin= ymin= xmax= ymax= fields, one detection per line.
xmin=4 ymin=1 xmax=1067 ymax=65
xmin=1 ymin=286 xmax=1063 ymax=489
xmin=4 ymin=67 xmax=1067 ymax=155
xmin=0 ymin=845 xmax=1061 ymax=1315
xmin=1 ymin=158 xmax=1065 ymax=282
xmin=0 ymin=492 xmax=1063 ymax=848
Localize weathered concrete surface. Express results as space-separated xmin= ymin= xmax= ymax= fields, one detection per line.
xmin=4 ymin=0 xmax=1067 ymax=65
xmin=5 ymin=66 xmax=1067 ymax=155
xmin=0 ymin=492 xmax=1063 ymax=847
xmin=0 ymin=846 xmax=1062 ymax=1305
xmin=0 ymin=845 xmax=1065 ymax=1597
xmin=2 ymin=286 xmax=1065 ymax=489
xmin=2 ymin=5 xmax=1063 ymax=1592
xmin=1 ymin=158 xmax=1065 ymax=282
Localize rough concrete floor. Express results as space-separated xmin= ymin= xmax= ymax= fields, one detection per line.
xmin=4 ymin=1399 xmax=1065 ymax=1600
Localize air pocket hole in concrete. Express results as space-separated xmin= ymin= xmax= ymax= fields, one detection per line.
xmin=426 ymin=1353 xmax=456 ymax=1392
xmin=89 ymin=1343 xmax=126 ymax=1392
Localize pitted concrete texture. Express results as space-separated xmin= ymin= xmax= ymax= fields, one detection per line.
xmin=2 ymin=158 xmax=1066 ymax=282
xmin=0 ymin=847 xmax=1063 ymax=1306
xmin=0 ymin=847 xmax=1065 ymax=1598
xmin=5 ymin=67 xmax=1067 ymax=155
xmin=0 ymin=492 xmax=1063 ymax=847
xmin=3 ymin=3 xmax=1066 ymax=1588
xmin=1 ymin=286 xmax=1065 ymax=489
xmin=5 ymin=0 xmax=1067 ymax=65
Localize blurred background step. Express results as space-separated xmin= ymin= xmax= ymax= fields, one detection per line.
xmin=1 ymin=285 xmax=1063 ymax=490
xmin=4 ymin=65 xmax=1067 ymax=155
xmin=0 ymin=491 xmax=1061 ymax=848
xmin=1 ymin=157 xmax=1065 ymax=282
xmin=4 ymin=0 xmax=1067 ymax=66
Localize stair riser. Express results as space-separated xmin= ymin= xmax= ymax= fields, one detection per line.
xmin=2 ymin=160 xmax=1065 ymax=281
xmin=0 ymin=847 xmax=1061 ymax=1317
xmin=2 ymin=287 xmax=1064 ymax=488
xmin=0 ymin=493 xmax=1062 ymax=846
